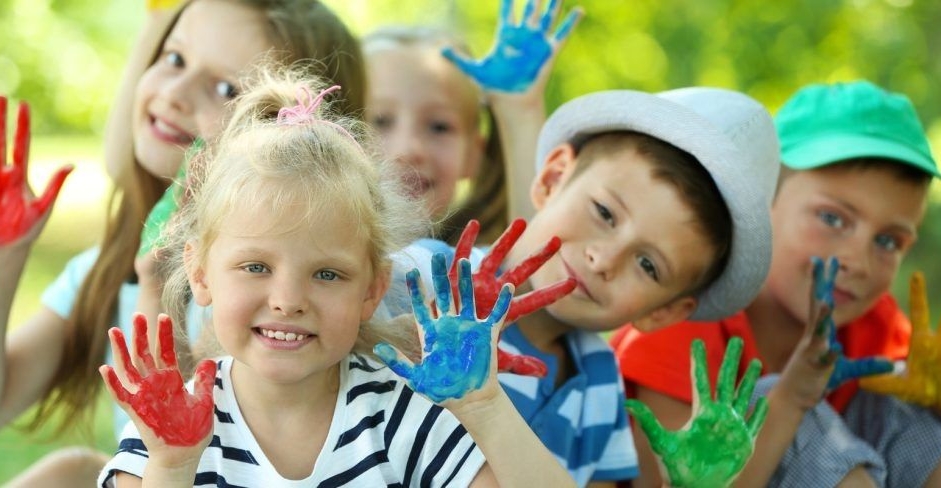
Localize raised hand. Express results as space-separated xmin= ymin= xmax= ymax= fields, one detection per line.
xmin=808 ymin=257 xmax=894 ymax=390
xmin=0 ymin=97 xmax=72 ymax=245
xmin=376 ymin=253 xmax=512 ymax=404
xmin=626 ymin=337 xmax=768 ymax=488
xmin=860 ymin=272 xmax=941 ymax=413
xmin=450 ymin=219 xmax=575 ymax=377
xmin=442 ymin=0 xmax=582 ymax=93
xmin=100 ymin=314 xmax=216 ymax=456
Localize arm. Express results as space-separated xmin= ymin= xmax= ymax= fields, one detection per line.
xmin=375 ymin=254 xmax=575 ymax=487
xmin=0 ymin=97 xmax=72 ymax=426
xmin=442 ymin=0 xmax=582 ymax=221
xmin=630 ymin=386 xmax=694 ymax=488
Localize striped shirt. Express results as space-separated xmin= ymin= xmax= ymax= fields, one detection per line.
xmin=99 ymin=355 xmax=485 ymax=487
xmin=392 ymin=239 xmax=639 ymax=486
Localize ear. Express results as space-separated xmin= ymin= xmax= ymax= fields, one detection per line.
xmin=360 ymin=268 xmax=392 ymax=321
xmin=530 ymin=143 xmax=577 ymax=210
xmin=185 ymin=240 xmax=212 ymax=307
xmin=633 ymin=296 xmax=698 ymax=332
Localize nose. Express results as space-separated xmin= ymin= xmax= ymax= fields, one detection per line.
xmin=268 ymin=275 xmax=309 ymax=317
xmin=157 ymin=72 xmax=197 ymax=114
xmin=386 ymin=122 xmax=425 ymax=168
xmin=585 ymin=241 xmax=626 ymax=281
xmin=835 ymin=232 xmax=872 ymax=280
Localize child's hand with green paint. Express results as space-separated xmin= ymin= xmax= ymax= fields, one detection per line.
xmin=626 ymin=337 xmax=768 ymax=488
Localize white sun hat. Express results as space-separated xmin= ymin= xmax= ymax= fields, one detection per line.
xmin=535 ymin=87 xmax=780 ymax=321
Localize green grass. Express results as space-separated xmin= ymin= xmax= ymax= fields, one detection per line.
xmin=2 ymin=135 xmax=116 ymax=483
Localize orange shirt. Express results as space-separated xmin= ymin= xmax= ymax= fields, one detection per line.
xmin=610 ymin=293 xmax=911 ymax=413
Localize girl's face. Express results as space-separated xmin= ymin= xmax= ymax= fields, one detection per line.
xmin=133 ymin=0 xmax=273 ymax=179
xmin=187 ymin=197 xmax=389 ymax=386
xmin=366 ymin=44 xmax=483 ymax=218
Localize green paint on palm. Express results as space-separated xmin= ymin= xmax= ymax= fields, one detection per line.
xmin=138 ymin=139 xmax=202 ymax=256
xmin=626 ymin=337 xmax=769 ymax=488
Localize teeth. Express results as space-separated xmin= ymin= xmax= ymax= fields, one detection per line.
xmin=154 ymin=118 xmax=182 ymax=138
xmin=260 ymin=328 xmax=306 ymax=341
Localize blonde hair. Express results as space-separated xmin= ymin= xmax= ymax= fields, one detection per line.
xmin=38 ymin=0 xmax=366 ymax=434
xmin=363 ymin=26 xmax=509 ymax=245
xmin=162 ymin=67 xmax=428 ymax=360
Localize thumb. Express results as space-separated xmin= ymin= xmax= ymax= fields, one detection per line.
xmin=625 ymin=399 xmax=671 ymax=456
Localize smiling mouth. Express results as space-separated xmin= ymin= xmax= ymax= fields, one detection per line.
xmin=255 ymin=327 xmax=308 ymax=342
xmin=150 ymin=115 xmax=195 ymax=145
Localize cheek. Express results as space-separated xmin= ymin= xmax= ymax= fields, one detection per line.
xmin=197 ymin=107 xmax=226 ymax=140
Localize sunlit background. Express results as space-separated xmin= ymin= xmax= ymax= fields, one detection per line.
xmin=2 ymin=0 xmax=940 ymax=481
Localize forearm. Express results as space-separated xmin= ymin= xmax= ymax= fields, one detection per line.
xmin=0 ymin=245 xmax=32 ymax=401
xmin=453 ymin=388 xmax=575 ymax=487
xmin=140 ymin=461 xmax=199 ymax=488
xmin=732 ymin=387 xmax=806 ymax=487
xmin=490 ymin=94 xmax=545 ymax=221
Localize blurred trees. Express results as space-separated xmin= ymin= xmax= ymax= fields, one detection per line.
xmin=1 ymin=0 xmax=939 ymax=304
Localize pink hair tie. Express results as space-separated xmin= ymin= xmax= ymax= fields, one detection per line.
xmin=276 ymin=85 xmax=361 ymax=149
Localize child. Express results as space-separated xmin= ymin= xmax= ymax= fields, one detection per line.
xmin=0 ymin=0 xmax=363 ymax=484
xmin=394 ymin=85 xmax=782 ymax=486
xmin=97 ymin=71 xmax=575 ymax=487
xmin=611 ymin=80 xmax=941 ymax=487
xmin=363 ymin=0 xmax=581 ymax=243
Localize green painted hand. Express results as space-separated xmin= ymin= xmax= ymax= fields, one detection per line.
xmin=626 ymin=337 xmax=768 ymax=488
xmin=138 ymin=139 xmax=201 ymax=256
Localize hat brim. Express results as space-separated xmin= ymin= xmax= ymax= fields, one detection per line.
xmin=536 ymin=90 xmax=772 ymax=321
xmin=782 ymin=133 xmax=940 ymax=177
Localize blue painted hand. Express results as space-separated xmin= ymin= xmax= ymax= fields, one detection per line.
xmin=441 ymin=0 xmax=582 ymax=93
xmin=375 ymin=253 xmax=513 ymax=403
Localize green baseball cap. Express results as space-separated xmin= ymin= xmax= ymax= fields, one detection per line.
xmin=776 ymin=80 xmax=939 ymax=178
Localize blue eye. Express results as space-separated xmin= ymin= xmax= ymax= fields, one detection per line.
xmin=165 ymin=51 xmax=184 ymax=68
xmin=244 ymin=263 xmax=268 ymax=273
xmin=817 ymin=210 xmax=844 ymax=228
xmin=370 ymin=114 xmax=392 ymax=130
xmin=316 ymin=270 xmax=339 ymax=281
xmin=593 ymin=201 xmax=615 ymax=226
xmin=429 ymin=121 xmax=453 ymax=134
xmin=215 ymin=81 xmax=237 ymax=99
xmin=874 ymin=234 xmax=900 ymax=252
xmin=638 ymin=256 xmax=659 ymax=281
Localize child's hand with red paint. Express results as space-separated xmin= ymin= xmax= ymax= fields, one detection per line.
xmin=100 ymin=314 xmax=216 ymax=473
xmin=449 ymin=219 xmax=575 ymax=377
xmin=0 ymin=96 xmax=72 ymax=247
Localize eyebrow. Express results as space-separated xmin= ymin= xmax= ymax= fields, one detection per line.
xmin=826 ymin=194 xmax=918 ymax=236
xmin=605 ymin=188 xmax=630 ymax=215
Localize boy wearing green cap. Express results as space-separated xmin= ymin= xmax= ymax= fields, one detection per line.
xmin=612 ymin=80 xmax=941 ymax=487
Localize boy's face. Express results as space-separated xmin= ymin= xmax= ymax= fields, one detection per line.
xmin=513 ymin=143 xmax=716 ymax=332
xmin=766 ymin=165 xmax=928 ymax=326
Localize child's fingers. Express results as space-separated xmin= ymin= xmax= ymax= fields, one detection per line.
xmin=12 ymin=102 xmax=29 ymax=178
xmin=99 ymin=365 xmax=133 ymax=405
xmin=1 ymin=97 xmax=7 ymax=167
xmin=487 ymin=284 xmax=514 ymax=327
xmin=192 ymin=359 xmax=218 ymax=405
xmin=734 ymin=358 xmax=763 ymax=416
xmin=539 ymin=0 xmax=560 ymax=32
xmin=374 ymin=343 xmax=416 ymax=381
xmin=505 ymin=277 xmax=575 ymax=324
xmin=500 ymin=234 xmax=559 ymax=287
xmin=716 ymin=337 xmax=744 ymax=404
xmin=747 ymin=397 xmax=769 ymax=439
xmin=441 ymin=47 xmax=481 ymax=80
xmin=131 ymin=313 xmax=156 ymax=374
xmin=690 ymin=339 xmax=712 ymax=408
xmin=479 ymin=219 xmax=526 ymax=278
xmin=431 ymin=253 xmax=452 ymax=316
xmin=406 ymin=269 xmax=433 ymax=328
xmin=497 ymin=348 xmax=548 ymax=377
xmin=551 ymin=7 xmax=583 ymax=45
xmin=498 ymin=0 xmax=515 ymax=27
xmin=457 ymin=259 xmax=477 ymax=321
xmin=156 ymin=314 xmax=177 ymax=370
xmin=31 ymin=164 xmax=73 ymax=216
xmin=521 ymin=0 xmax=538 ymax=26
xmin=910 ymin=272 xmax=930 ymax=334
xmin=624 ymin=399 xmax=670 ymax=456
xmin=109 ymin=327 xmax=143 ymax=386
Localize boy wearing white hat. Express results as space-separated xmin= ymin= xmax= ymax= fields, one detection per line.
xmin=613 ymin=81 xmax=941 ymax=487
xmin=399 ymin=86 xmax=781 ymax=486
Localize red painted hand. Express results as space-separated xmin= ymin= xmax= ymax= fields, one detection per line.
xmin=450 ymin=219 xmax=576 ymax=377
xmin=100 ymin=314 xmax=216 ymax=450
xmin=0 ymin=97 xmax=72 ymax=245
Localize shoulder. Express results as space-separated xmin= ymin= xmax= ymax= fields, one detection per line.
xmin=41 ymin=246 xmax=102 ymax=318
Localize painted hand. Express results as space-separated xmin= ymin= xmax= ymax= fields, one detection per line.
xmin=0 ymin=97 xmax=72 ymax=245
xmin=100 ymin=314 xmax=216 ymax=450
xmin=442 ymin=0 xmax=582 ymax=93
xmin=626 ymin=337 xmax=768 ymax=488
xmin=860 ymin=272 xmax=941 ymax=413
xmin=376 ymin=253 xmax=512 ymax=404
xmin=450 ymin=219 xmax=575 ymax=377
xmin=139 ymin=151 xmax=193 ymax=256
xmin=810 ymin=257 xmax=894 ymax=391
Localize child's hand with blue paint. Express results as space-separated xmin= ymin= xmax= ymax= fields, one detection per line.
xmin=626 ymin=337 xmax=768 ymax=488
xmin=375 ymin=253 xmax=512 ymax=404
xmin=442 ymin=0 xmax=582 ymax=94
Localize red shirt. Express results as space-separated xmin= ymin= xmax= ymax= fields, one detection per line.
xmin=610 ymin=293 xmax=911 ymax=413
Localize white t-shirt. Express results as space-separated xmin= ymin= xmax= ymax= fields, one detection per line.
xmin=98 ymin=354 xmax=486 ymax=487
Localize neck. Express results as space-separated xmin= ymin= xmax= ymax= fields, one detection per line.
xmin=745 ymin=289 xmax=806 ymax=373
xmin=230 ymin=359 xmax=341 ymax=421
